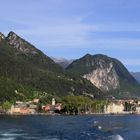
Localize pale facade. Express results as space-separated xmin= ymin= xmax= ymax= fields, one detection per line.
xmin=136 ymin=107 xmax=140 ymax=114
xmin=10 ymin=100 xmax=37 ymax=114
xmin=105 ymin=102 xmax=124 ymax=114
xmin=10 ymin=105 xmax=20 ymax=114
xmin=137 ymin=101 xmax=140 ymax=105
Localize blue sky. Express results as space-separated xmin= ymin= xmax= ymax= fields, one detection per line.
xmin=0 ymin=0 xmax=140 ymax=71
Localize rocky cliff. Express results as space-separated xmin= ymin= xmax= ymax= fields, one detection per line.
xmin=83 ymin=62 xmax=119 ymax=91
xmin=7 ymin=31 xmax=38 ymax=55
xmin=66 ymin=54 xmax=140 ymax=97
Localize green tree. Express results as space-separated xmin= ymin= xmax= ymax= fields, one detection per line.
xmin=2 ymin=101 xmax=12 ymax=110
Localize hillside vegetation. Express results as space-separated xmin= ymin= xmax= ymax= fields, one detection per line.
xmin=0 ymin=32 xmax=101 ymax=103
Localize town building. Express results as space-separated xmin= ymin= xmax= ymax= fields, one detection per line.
xmin=43 ymin=98 xmax=62 ymax=113
xmin=9 ymin=100 xmax=38 ymax=114
xmin=105 ymin=100 xmax=124 ymax=114
xmin=136 ymin=106 xmax=140 ymax=114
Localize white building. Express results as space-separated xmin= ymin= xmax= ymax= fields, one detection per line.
xmin=136 ymin=106 xmax=140 ymax=114
xmin=105 ymin=101 xmax=124 ymax=114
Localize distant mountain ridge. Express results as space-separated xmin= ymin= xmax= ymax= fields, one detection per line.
xmin=51 ymin=57 xmax=74 ymax=69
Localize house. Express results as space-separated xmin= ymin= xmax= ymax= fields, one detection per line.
xmin=137 ymin=100 xmax=140 ymax=105
xmin=29 ymin=104 xmax=37 ymax=114
xmin=10 ymin=100 xmax=38 ymax=114
xmin=33 ymin=99 xmax=39 ymax=104
xmin=55 ymin=103 xmax=62 ymax=111
xmin=105 ymin=100 xmax=124 ymax=114
xmin=10 ymin=105 xmax=21 ymax=114
xmin=43 ymin=104 xmax=51 ymax=112
xmin=43 ymin=98 xmax=62 ymax=113
xmin=20 ymin=108 xmax=30 ymax=114
xmin=136 ymin=106 xmax=140 ymax=114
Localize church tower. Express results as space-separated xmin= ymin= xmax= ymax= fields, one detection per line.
xmin=52 ymin=98 xmax=55 ymax=106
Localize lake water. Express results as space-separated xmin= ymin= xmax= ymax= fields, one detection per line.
xmin=0 ymin=115 xmax=140 ymax=140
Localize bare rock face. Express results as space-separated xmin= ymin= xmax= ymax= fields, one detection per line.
xmin=83 ymin=62 xmax=119 ymax=91
xmin=67 ymin=53 xmax=140 ymax=97
xmin=7 ymin=32 xmax=38 ymax=55
xmin=66 ymin=54 xmax=126 ymax=92
xmin=54 ymin=54 xmax=123 ymax=92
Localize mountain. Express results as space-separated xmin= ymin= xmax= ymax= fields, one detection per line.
xmin=131 ymin=72 xmax=140 ymax=84
xmin=0 ymin=32 xmax=101 ymax=102
xmin=52 ymin=57 xmax=74 ymax=69
xmin=66 ymin=54 xmax=140 ymax=98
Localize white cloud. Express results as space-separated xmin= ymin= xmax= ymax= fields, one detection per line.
xmin=9 ymin=22 xmax=140 ymax=49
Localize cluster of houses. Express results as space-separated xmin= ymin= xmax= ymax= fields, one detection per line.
xmin=8 ymin=98 xmax=62 ymax=115
xmin=9 ymin=99 xmax=39 ymax=114
xmin=104 ymin=99 xmax=140 ymax=114
xmin=5 ymin=97 xmax=140 ymax=115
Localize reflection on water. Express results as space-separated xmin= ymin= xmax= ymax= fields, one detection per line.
xmin=0 ymin=115 xmax=140 ymax=140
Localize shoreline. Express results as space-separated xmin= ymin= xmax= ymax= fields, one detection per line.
xmin=0 ymin=112 xmax=139 ymax=116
